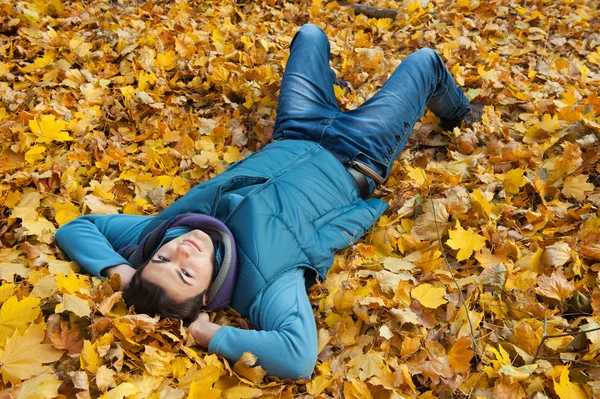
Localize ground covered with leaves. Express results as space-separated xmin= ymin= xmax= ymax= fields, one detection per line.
xmin=1 ymin=0 xmax=600 ymax=397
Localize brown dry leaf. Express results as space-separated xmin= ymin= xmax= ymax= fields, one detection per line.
xmin=411 ymin=199 xmax=449 ymax=241
xmin=448 ymin=336 xmax=474 ymax=373
xmin=541 ymin=242 xmax=571 ymax=268
xmin=579 ymin=244 xmax=600 ymax=260
xmin=535 ymin=270 xmax=574 ymax=301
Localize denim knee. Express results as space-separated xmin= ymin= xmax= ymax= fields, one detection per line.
xmin=293 ymin=24 xmax=328 ymax=47
xmin=408 ymin=48 xmax=441 ymax=65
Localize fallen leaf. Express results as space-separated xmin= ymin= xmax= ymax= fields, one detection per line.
xmin=411 ymin=284 xmax=448 ymax=309
xmin=562 ymin=174 xmax=594 ymax=200
xmin=0 ymin=296 xmax=41 ymax=347
xmin=535 ymin=270 xmax=574 ymax=301
xmin=448 ymin=336 xmax=474 ymax=373
xmin=446 ymin=221 xmax=486 ymax=261
xmin=232 ymin=352 xmax=267 ymax=384
xmin=553 ymin=366 xmax=588 ymax=399
xmin=0 ymin=323 xmax=63 ymax=385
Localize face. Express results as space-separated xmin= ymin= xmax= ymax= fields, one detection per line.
xmin=141 ymin=229 xmax=215 ymax=303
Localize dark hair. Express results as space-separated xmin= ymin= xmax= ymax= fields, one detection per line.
xmin=122 ymin=261 xmax=206 ymax=326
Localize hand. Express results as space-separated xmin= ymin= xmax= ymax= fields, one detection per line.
xmin=189 ymin=313 xmax=221 ymax=347
xmin=103 ymin=264 xmax=137 ymax=289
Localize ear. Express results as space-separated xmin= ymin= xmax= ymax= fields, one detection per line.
xmin=203 ymin=292 xmax=208 ymax=307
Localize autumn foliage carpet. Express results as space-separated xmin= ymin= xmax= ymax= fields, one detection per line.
xmin=1 ymin=0 xmax=600 ymax=397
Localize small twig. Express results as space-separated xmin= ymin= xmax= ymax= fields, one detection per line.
xmin=483 ymin=302 xmax=588 ymax=330
xmin=419 ymin=169 xmax=480 ymax=364
xmin=332 ymin=1 xmax=400 ymax=19
xmin=532 ymin=325 xmax=600 ymax=363
xmin=536 ymin=357 xmax=600 ymax=368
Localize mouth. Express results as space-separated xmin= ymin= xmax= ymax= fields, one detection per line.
xmin=183 ymin=239 xmax=201 ymax=252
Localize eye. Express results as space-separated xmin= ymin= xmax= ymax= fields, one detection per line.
xmin=158 ymin=255 xmax=170 ymax=262
xmin=181 ymin=269 xmax=192 ymax=278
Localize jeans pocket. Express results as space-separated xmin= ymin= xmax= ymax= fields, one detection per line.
xmin=353 ymin=151 xmax=388 ymax=181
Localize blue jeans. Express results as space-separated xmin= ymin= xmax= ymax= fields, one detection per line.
xmin=273 ymin=24 xmax=470 ymax=195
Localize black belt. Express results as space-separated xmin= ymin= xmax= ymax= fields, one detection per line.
xmin=346 ymin=165 xmax=370 ymax=199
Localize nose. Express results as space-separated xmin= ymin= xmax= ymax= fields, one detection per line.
xmin=176 ymin=243 xmax=192 ymax=258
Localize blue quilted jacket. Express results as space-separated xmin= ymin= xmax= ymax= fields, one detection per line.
xmin=56 ymin=139 xmax=388 ymax=379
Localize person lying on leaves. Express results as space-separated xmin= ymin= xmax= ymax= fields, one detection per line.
xmin=56 ymin=24 xmax=484 ymax=380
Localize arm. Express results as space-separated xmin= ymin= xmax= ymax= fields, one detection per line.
xmin=192 ymin=268 xmax=318 ymax=380
xmin=55 ymin=214 xmax=153 ymax=278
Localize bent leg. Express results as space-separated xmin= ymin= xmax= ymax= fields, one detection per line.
xmin=330 ymin=48 xmax=470 ymax=178
xmin=273 ymin=24 xmax=340 ymax=140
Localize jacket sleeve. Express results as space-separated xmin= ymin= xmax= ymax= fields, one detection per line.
xmin=55 ymin=214 xmax=153 ymax=277
xmin=208 ymin=268 xmax=318 ymax=380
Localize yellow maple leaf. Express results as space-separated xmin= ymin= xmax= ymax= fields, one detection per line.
xmin=208 ymin=65 xmax=230 ymax=85
xmin=232 ymin=352 xmax=267 ymax=384
xmin=488 ymin=344 xmax=511 ymax=371
xmin=156 ymin=50 xmax=177 ymax=70
xmin=446 ymin=221 xmax=486 ymax=261
xmin=137 ymin=71 xmax=156 ymax=91
xmin=223 ymin=146 xmax=242 ymax=164
xmin=503 ymin=168 xmax=527 ymax=195
xmin=103 ymin=382 xmax=139 ymax=399
xmin=309 ymin=0 xmax=322 ymax=18
xmin=222 ymin=386 xmax=263 ymax=399
xmin=0 ymin=263 xmax=29 ymax=282
xmin=80 ymin=340 xmax=101 ymax=373
xmin=562 ymin=174 xmax=594 ymax=200
xmin=141 ymin=345 xmax=174 ymax=376
xmin=406 ymin=165 xmax=429 ymax=185
xmin=0 ymin=296 xmax=41 ymax=347
xmin=120 ymin=86 xmax=136 ymax=106
xmin=538 ymin=113 xmax=561 ymax=133
xmin=25 ymin=144 xmax=46 ymax=164
xmin=347 ymin=352 xmax=384 ymax=380
xmin=29 ymin=115 xmax=72 ymax=143
xmin=343 ymin=378 xmax=374 ymax=399
xmin=52 ymin=201 xmax=81 ymax=226
xmin=411 ymin=283 xmax=448 ymax=308
xmin=0 ymin=283 xmax=16 ymax=304
xmin=306 ymin=362 xmax=333 ymax=395
xmin=498 ymin=363 xmax=538 ymax=382
xmin=0 ymin=323 xmax=63 ymax=385
xmin=55 ymin=294 xmax=91 ymax=318
xmin=30 ymin=275 xmax=58 ymax=299
xmin=14 ymin=373 xmax=62 ymax=399
xmin=69 ymin=36 xmax=92 ymax=57
xmin=189 ymin=379 xmax=221 ymax=399
xmin=22 ymin=217 xmax=56 ymax=237
xmin=56 ymin=271 xmax=91 ymax=295
xmin=333 ymin=84 xmax=346 ymax=100
xmin=20 ymin=51 xmax=55 ymax=73
xmin=471 ymin=188 xmax=492 ymax=217
xmin=375 ymin=18 xmax=392 ymax=31
xmin=554 ymin=366 xmax=588 ymax=399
